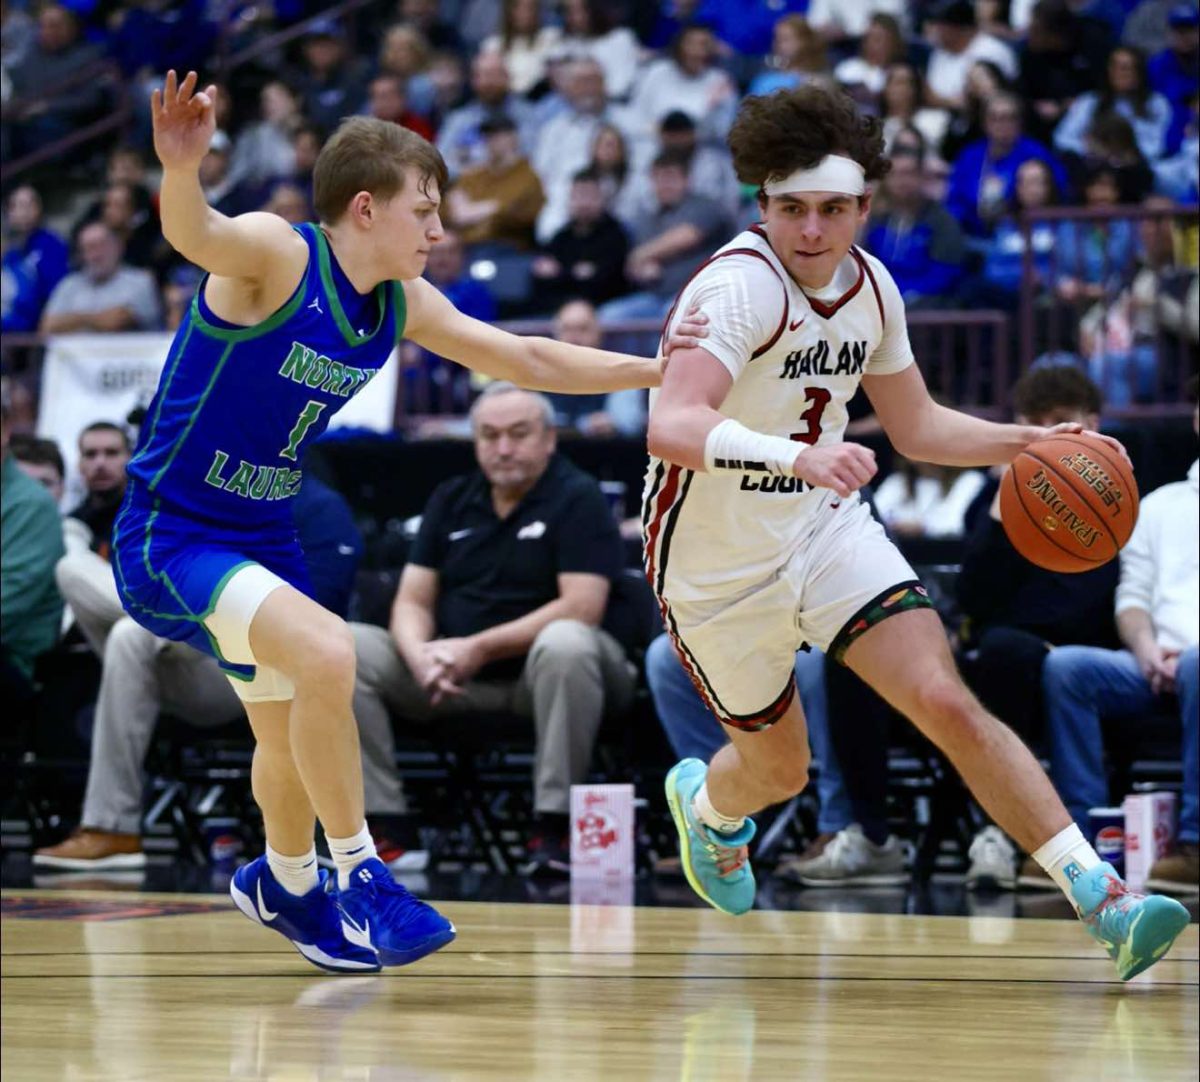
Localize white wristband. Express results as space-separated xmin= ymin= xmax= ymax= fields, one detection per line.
xmin=703 ymin=418 xmax=801 ymax=476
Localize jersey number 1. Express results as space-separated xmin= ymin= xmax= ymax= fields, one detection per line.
xmin=281 ymin=401 xmax=327 ymax=461
xmin=789 ymin=388 xmax=831 ymax=445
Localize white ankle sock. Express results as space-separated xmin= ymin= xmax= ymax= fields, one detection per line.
xmin=1033 ymin=824 xmax=1102 ymax=909
xmin=692 ymin=782 xmax=745 ymax=835
xmin=265 ymin=844 xmax=319 ymax=897
xmin=327 ymin=823 xmax=378 ymax=890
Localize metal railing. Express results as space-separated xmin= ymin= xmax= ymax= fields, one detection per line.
xmin=1018 ymin=203 xmax=1199 ymax=415
xmin=0 ymin=0 xmax=376 ymax=188
xmin=2 ymin=309 xmax=1021 ymax=437
xmin=213 ymin=0 xmax=376 ymax=78
xmin=0 ymin=59 xmax=131 ymax=186
xmin=391 ymin=310 xmax=1017 ymax=428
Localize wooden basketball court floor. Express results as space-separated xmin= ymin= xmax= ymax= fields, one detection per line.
xmin=2 ymin=888 xmax=1197 ymax=1082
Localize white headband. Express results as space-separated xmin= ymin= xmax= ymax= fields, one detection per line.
xmin=763 ymin=155 xmax=866 ymax=197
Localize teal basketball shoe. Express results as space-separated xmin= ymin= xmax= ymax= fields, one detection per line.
xmin=1072 ymin=862 xmax=1191 ymax=980
xmin=665 ymin=759 xmax=757 ymax=916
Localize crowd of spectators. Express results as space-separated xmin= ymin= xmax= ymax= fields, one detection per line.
xmin=1 ymin=1 xmax=1197 ymax=889
xmin=2 ymin=0 xmax=1196 ymax=405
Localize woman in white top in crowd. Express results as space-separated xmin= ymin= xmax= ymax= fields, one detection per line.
xmin=1054 ymin=45 xmax=1173 ymax=163
xmin=480 ymin=0 xmax=563 ymax=96
xmin=834 ymin=13 xmax=907 ymax=102
xmin=747 ymin=15 xmax=833 ymax=98
xmin=550 ymin=0 xmax=641 ymax=101
xmin=628 ymin=23 xmax=737 ymax=147
xmin=587 ymin=122 xmax=644 ymax=230
xmin=879 ymin=62 xmax=950 ymax=162
xmin=805 ymin=0 xmax=908 ymax=47
xmin=228 ymin=80 xmax=299 ymax=190
xmin=377 ymin=24 xmax=437 ymax=118
xmin=874 ymin=457 xmax=988 ymax=539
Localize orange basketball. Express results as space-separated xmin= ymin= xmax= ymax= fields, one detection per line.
xmin=999 ymin=432 xmax=1139 ymax=574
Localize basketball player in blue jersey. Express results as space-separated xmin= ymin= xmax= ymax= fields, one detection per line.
xmin=114 ymin=71 xmax=681 ymax=973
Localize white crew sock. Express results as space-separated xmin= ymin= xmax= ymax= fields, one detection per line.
xmin=692 ymin=782 xmax=746 ymax=835
xmin=266 ymin=843 xmax=319 ymax=897
xmin=327 ymin=823 xmax=378 ymax=890
xmin=1032 ymin=824 xmax=1102 ymax=910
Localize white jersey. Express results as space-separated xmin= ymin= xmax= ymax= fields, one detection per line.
xmin=644 ymin=225 xmax=915 ymax=600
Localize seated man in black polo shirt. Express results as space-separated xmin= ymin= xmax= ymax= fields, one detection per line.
xmin=351 ymin=381 xmax=637 ymax=876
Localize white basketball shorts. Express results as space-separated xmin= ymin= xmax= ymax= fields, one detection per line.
xmin=653 ymin=497 xmax=932 ymax=731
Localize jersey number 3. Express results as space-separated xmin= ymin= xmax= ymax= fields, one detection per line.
xmin=789 ymin=388 xmax=832 ymax=445
xmin=281 ymin=401 xmax=327 ymax=461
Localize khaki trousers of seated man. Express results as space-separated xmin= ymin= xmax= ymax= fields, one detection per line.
xmin=352 ymin=618 xmax=637 ymax=817
xmin=56 ymin=549 xmax=126 ymax=655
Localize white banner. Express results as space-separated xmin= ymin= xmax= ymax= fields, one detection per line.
xmin=37 ymin=333 xmax=398 ymax=509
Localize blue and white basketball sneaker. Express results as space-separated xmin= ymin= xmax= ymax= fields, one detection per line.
xmin=665 ymin=758 xmax=757 ymax=916
xmin=335 ymin=858 xmax=456 ymax=966
xmin=230 ymin=856 xmax=380 ymax=974
xmin=1072 ymin=862 xmax=1191 ymax=981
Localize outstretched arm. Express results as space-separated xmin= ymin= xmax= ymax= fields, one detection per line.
xmin=862 ymin=364 xmax=1129 ymax=465
xmin=403 ymin=277 xmax=660 ymax=393
xmin=154 ymin=71 xmax=305 ymax=290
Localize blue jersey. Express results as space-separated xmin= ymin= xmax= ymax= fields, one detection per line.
xmin=113 ymin=224 xmax=399 ymax=677
xmin=126 ymin=222 xmax=403 ymax=529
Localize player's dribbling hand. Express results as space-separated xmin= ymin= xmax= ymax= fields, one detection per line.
xmin=1034 ymin=422 xmax=1133 ymax=468
xmin=792 ymin=442 xmax=877 ymax=499
xmin=152 ymin=70 xmax=218 ymax=172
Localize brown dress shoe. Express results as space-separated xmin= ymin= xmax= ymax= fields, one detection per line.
xmin=653 ymin=854 xmax=684 ymax=876
xmin=33 ymin=828 xmax=145 ymax=870
xmin=1146 ymin=844 xmax=1200 ymax=894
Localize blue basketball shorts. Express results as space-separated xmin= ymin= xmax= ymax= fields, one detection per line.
xmin=112 ymin=488 xmax=313 ymax=699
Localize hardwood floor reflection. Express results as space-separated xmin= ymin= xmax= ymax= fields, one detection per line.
xmin=3 ymin=890 xmax=1197 ymax=1081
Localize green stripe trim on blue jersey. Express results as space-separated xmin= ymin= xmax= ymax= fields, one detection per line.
xmin=135 ymin=504 xmax=201 ymax=621
xmin=148 ymin=341 xmax=236 ymax=491
xmin=134 ymin=322 xmax=194 ymax=475
xmin=315 ymin=225 xmax=388 ymax=348
xmin=187 ymin=226 xmax=312 ymax=343
xmin=126 ymin=502 xmax=254 ymax=670
xmin=204 ymin=559 xmax=257 ymax=619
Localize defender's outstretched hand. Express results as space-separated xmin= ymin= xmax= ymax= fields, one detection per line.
xmin=661 ymin=305 xmax=710 ymax=377
xmin=665 ymin=305 xmax=710 ymax=355
xmin=152 ymin=70 xmax=218 ymax=172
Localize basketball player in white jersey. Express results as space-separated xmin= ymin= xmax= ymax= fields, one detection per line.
xmin=647 ymin=87 xmax=1188 ymax=979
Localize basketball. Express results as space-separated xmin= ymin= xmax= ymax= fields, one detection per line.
xmin=1000 ymin=432 xmax=1139 ymax=574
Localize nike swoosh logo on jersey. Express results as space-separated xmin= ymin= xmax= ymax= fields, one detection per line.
xmin=789 ymin=317 xmax=806 ymax=331
xmin=257 ymin=880 xmax=279 ymax=922
xmin=448 ymin=528 xmax=473 ymax=541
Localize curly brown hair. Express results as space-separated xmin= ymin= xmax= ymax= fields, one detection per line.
xmin=728 ymin=86 xmax=891 ymax=194
xmin=1011 ymin=365 xmax=1102 ymax=421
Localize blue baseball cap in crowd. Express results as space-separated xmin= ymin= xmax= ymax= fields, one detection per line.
xmin=1168 ymin=4 xmax=1200 ymax=28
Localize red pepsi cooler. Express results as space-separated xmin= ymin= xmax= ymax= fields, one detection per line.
xmin=1088 ymin=806 xmax=1125 ymax=876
